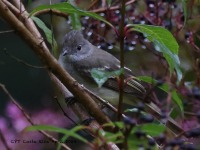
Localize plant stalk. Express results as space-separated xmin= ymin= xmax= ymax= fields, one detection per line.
xmin=117 ymin=0 xmax=126 ymax=121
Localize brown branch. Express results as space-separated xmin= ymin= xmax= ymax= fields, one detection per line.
xmin=10 ymin=0 xmax=21 ymax=11
xmin=0 ymin=0 xmax=110 ymax=126
xmin=118 ymin=0 xmax=126 ymax=121
xmin=3 ymin=0 xmax=18 ymax=13
xmin=91 ymin=0 xmax=136 ymax=13
xmin=0 ymin=83 xmax=71 ymax=150
xmin=87 ymin=0 xmax=99 ymax=10
xmin=49 ymin=72 xmax=120 ymax=150
xmin=102 ymin=0 xmax=107 ymax=8
xmin=7 ymin=0 xmax=48 ymax=49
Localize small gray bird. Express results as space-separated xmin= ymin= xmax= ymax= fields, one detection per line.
xmin=58 ymin=30 xmax=183 ymax=135
xmin=58 ymin=30 xmax=146 ymax=105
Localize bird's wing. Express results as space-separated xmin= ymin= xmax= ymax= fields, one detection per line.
xmin=74 ymin=47 xmax=146 ymax=98
xmin=102 ymin=67 xmax=146 ymax=96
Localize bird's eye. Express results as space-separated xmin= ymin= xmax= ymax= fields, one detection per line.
xmin=77 ymin=45 xmax=82 ymax=51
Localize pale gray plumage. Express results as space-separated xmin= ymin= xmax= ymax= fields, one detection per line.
xmin=58 ymin=30 xmax=146 ymax=104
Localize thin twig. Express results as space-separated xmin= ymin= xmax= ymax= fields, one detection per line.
xmin=0 ymin=83 xmax=71 ymax=150
xmin=49 ymin=0 xmax=55 ymax=55
xmin=87 ymin=0 xmax=98 ymax=10
xmin=83 ymin=86 xmax=127 ymax=118
xmin=54 ymin=97 xmax=78 ymax=125
xmin=0 ymin=129 xmax=11 ymax=150
xmin=184 ymin=111 xmax=197 ymax=116
xmin=91 ymin=0 xmax=136 ymax=13
xmin=102 ymin=0 xmax=107 ymax=8
xmin=117 ymin=0 xmax=126 ymax=122
xmin=0 ymin=30 xmax=14 ymax=34
xmin=3 ymin=49 xmax=46 ymax=69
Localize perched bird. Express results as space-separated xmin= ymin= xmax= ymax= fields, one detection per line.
xmin=58 ymin=30 xmax=183 ymax=135
xmin=58 ymin=30 xmax=146 ymax=104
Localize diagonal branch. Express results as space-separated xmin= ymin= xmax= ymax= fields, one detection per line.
xmin=0 ymin=0 xmax=110 ymax=125
xmin=91 ymin=0 xmax=136 ymax=12
xmin=3 ymin=49 xmax=46 ymax=69
xmin=0 ymin=129 xmax=11 ymax=150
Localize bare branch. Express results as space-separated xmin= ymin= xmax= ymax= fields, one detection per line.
xmin=91 ymin=0 xmax=136 ymax=13
xmin=0 ymin=129 xmax=11 ymax=150
xmin=3 ymin=49 xmax=46 ymax=69
xmin=87 ymin=0 xmax=99 ymax=10
xmin=0 ymin=29 xmax=14 ymax=34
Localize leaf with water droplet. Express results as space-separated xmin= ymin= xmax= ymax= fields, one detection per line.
xmin=91 ymin=68 xmax=124 ymax=88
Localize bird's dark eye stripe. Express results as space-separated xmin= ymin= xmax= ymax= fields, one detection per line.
xmin=77 ymin=45 xmax=82 ymax=50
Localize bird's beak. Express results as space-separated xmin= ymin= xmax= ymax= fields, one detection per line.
xmin=62 ymin=50 xmax=68 ymax=56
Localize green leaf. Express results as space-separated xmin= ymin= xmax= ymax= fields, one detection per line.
xmin=128 ymin=123 xmax=161 ymax=149
xmin=171 ymin=89 xmax=184 ymax=113
xmin=68 ymin=0 xmax=82 ymax=30
xmin=103 ymin=131 xmax=123 ymax=143
xmin=25 ymin=125 xmax=88 ymax=143
xmin=28 ymin=0 xmax=32 ymax=5
xmin=136 ymin=76 xmax=157 ymax=84
xmin=31 ymin=16 xmax=58 ymax=57
xmin=131 ymin=123 xmax=166 ymax=137
xmin=128 ymin=135 xmax=158 ymax=150
xmin=91 ymin=68 xmax=124 ymax=88
xmin=69 ymin=13 xmax=82 ymax=30
xmin=138 ymin=76 xmax=184 ymax=113
xmin=159 ymin=84 xmax=184 ymax=113
xmin=102 ymin=121 xmax=124 ymax=129
xmin=128 ymin=24 xmax=182 ymax=81
xmin=30 ymin=2 xmax=113 ymax=28
xmin=57 ymin=125 xmax=85 ymax=150
xmin=106 ymin=0 xmax=113 ymax=7
xmin=182 ymin=0 xmax=187 ymax=26
xmin=170 ymin=107 xmax=181 ymax=119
